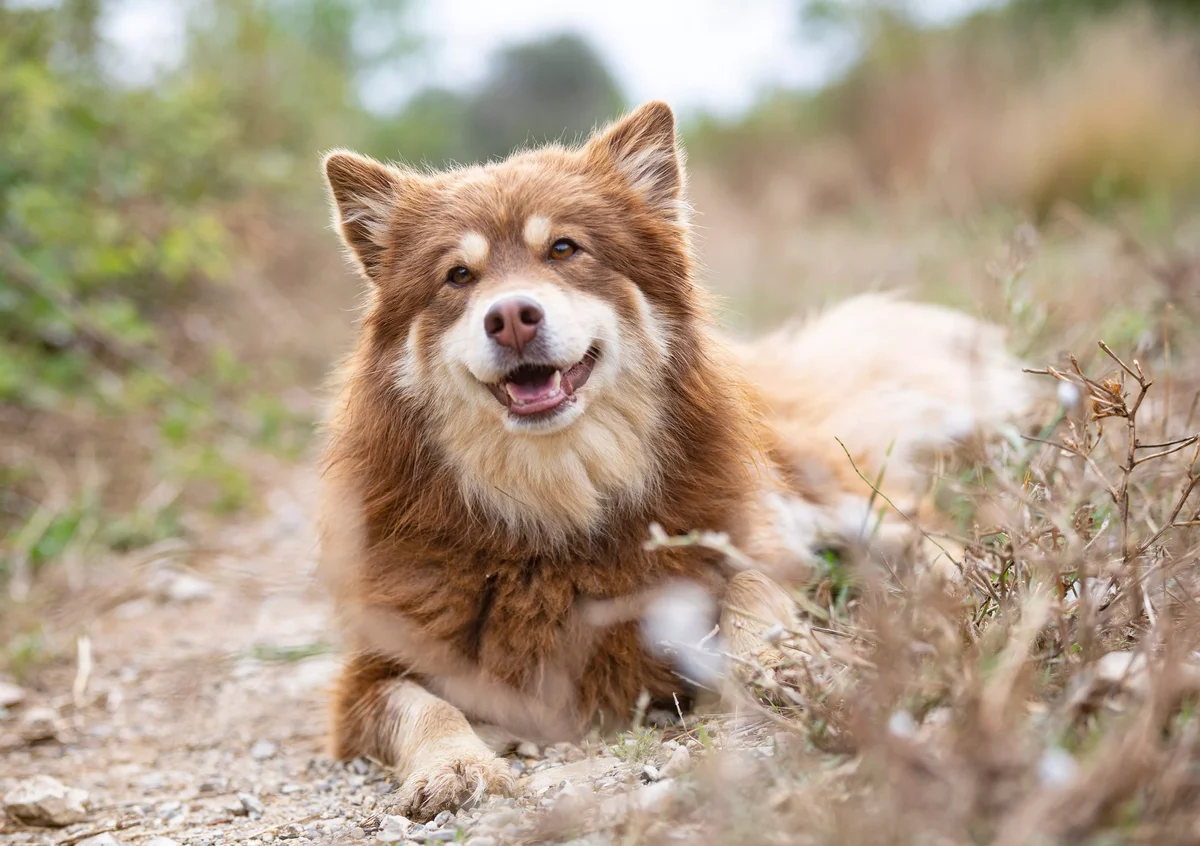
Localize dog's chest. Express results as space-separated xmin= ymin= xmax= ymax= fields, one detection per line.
xmin=408 ymin=550 xmax=702 ymax=719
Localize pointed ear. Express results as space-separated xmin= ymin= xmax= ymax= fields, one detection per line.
xmin=323 ymin=149 xmax=410 ymax=283
xmin=586 ymin=101 xmax=686 ymax=221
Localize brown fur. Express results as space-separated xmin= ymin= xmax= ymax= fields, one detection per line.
xmin=316 ymin=102 xmax=1031 ymax=819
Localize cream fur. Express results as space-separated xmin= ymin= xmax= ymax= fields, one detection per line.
xmin=374 ymin=680 xmax=515 ymax=817
xmin=401 ymin=278 xmax=672 ymax=542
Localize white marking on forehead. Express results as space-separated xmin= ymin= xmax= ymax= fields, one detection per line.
xmin=523 ymin=216 xmax=551 ymax=249
xmin=460 ymin=232 xmax=489 ymax=266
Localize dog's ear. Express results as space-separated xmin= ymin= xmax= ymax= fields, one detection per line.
xmin=587 ymin=101 xmax=686 ymax=222
xmin=323 ymin=150 xmax=418 ymax=283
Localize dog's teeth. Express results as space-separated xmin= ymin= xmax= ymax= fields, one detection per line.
xmin=505 ymin=383 xmax=522 ymax=404
xmin=552 ymin=371 xmax=562 ymax=392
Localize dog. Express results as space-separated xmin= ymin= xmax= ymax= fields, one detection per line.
xmin=316 ymin=101 xmax=1032 ymax=820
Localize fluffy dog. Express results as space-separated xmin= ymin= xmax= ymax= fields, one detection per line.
xmin=317 ymin=101 xmax=1030 ymax=819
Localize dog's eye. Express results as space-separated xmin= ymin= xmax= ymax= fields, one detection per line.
xmin=446 ymin=266 xmax=474 ymax=287
xmin=549 ymin=239 xmax=578 ymax=261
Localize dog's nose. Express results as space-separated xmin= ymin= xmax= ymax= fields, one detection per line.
xmin=484 ymin=296 xmax=543 ymax=354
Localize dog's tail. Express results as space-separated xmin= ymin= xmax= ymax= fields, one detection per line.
xmin=736 ymin=293 xmax=1039 ymax=568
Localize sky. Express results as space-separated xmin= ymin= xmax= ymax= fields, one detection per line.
xmin=95 ymin=0 xmax=999 ymax=119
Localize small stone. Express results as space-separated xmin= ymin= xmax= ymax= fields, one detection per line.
xmin=145 ymin=839 xmax=182 ymax=846
xmin=349 ymin=826 xmax=366 ymax=840
xmin=468 ymin=838 xmax=496 ymax=846
xmin=150 ymin=570 xmax=214 ymax=604
xmin=78 ymin=836 xmax=124 ymax=846
xmin=431 ymin=810 xmax=454 ymax=829
xmin=3 ymin=775 xmax=89 ymax=826
xmin=598 ymin=779 xmax=675 ymax=823
xmin=18 ymin=707 xmax=62 ymax=742
xmin=0 ymin=680 xmax=25 ymax=708
xmin=375 ymin=814 xmax=412 ymax=842
xmin=250 ymin=739 xmax=278 ymax=760
xmin=476 ymin=807 xmax=521 ymax=831
xmin=660 ymin=745 xmax=692 ymax=778
xmin=426 ymin=832 xmax=457 ymax=843
xmin=198 ymin=777 xmax=229 ymax=794
xmin=515 ymin=741 xmax=540 ymax=759
xmin=226 ymin=799 xmax=248 ymax=816
xmin=642 ymin=764 xmax=660 ymax=782
xmin=278 ymin=823 xmax=303 ymax=839
xmin=238 ymin=792 xmax=265 ymax=818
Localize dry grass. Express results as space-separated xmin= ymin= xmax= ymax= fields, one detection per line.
xmin=694 ymin=12 xmax=1200 ymax=221
xmin=581 ymin=208 xmax=1200 ymax=843
xmin=590 ymin=322 xmax=1200 ymax=845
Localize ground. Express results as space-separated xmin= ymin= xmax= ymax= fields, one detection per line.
xmin=1 ymin=466 xmax=758 ymax=846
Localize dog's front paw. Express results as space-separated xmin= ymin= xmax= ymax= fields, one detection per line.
xmin=397 ymin=750 xmax=515 ymax=822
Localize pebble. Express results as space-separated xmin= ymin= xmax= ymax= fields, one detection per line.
xmin=238 ymin=792 xmax=266 ymax=817
xmin=515 ymin=741 xmax=540 ymax=758
xmin=642 ymin=764 xmax=661 ymax=782
xmin=350 ymin=826 xmax=366 ymax=839
xmin=278 ymin=823 xmax=303 ymax=839
xmin=431 ymin=810 xmax=454 ymax=829
xmin=18 ymin=707 xmax=62 ymax=742
xmin=145 ymin=839 xmax=182 ymax=846
xmin=376 ymin=814 xmax=412 ymax=842
xmin=476 ymin=807 xmax=521 ymax=831
xmin=598 ymin=779 xmax=675 ymax=822
xmin=250 ymin=739 xmax=278 ymax=760
xmin=138 ymin=773 xmax=167 ymax=791
xmin=468 ymin=838 xmax=496 ymax=846
xmin=77 ymin=835 xmax=124 ymax=846
xmin=149 ymin=570 xmax=215 ymax=604
xmin=0 ymin=680 xmax=25 ymax=708
xmin=2 ymin=775 xmax=89 ymax=826
xmin=425 ymin=832 xmax=458 ymax=843
xmin=660 ymin=745 xmax=692 ymax=778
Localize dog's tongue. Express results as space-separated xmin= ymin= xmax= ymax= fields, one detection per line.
xmin=506 ymin=370 xmax=560 ymax=403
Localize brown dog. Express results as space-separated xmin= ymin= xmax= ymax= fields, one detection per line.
xmin=317 ymin=101 xmax=1030 ymax=819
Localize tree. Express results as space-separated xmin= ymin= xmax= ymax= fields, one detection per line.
xmin=460 ymin=33 xmax=625 ymax=162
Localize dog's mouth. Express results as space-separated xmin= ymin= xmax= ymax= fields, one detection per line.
xmin=486 ymin=347 xmax=600 ymax=418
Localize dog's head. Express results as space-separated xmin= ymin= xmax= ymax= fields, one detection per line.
xmin=324 ymin=102 xmax=708 ymax=539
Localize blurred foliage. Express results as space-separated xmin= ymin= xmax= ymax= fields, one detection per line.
xmin=1008 ymin=0 xmax=1200 ymax=26
xmin=692 ymin=0 xmax=1200 ymax=217
xmin=0 ymin=0 xmax=412 ymax=589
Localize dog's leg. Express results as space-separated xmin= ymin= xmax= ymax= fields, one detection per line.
xmin=331 ymin=653 xmax=515 ymax=821
xmin=719 ymin=570 xmax=798 ymax=689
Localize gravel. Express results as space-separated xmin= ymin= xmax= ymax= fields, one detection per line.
xmin=3 ymin=776 xmax=90 ymax=827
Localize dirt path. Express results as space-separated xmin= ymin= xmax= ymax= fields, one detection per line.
xmin=1 ymin=468 xmax=721 ymax=846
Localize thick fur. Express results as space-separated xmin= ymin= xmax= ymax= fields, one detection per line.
xmin=317 ymin=102 xmax=1031 ymax=819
